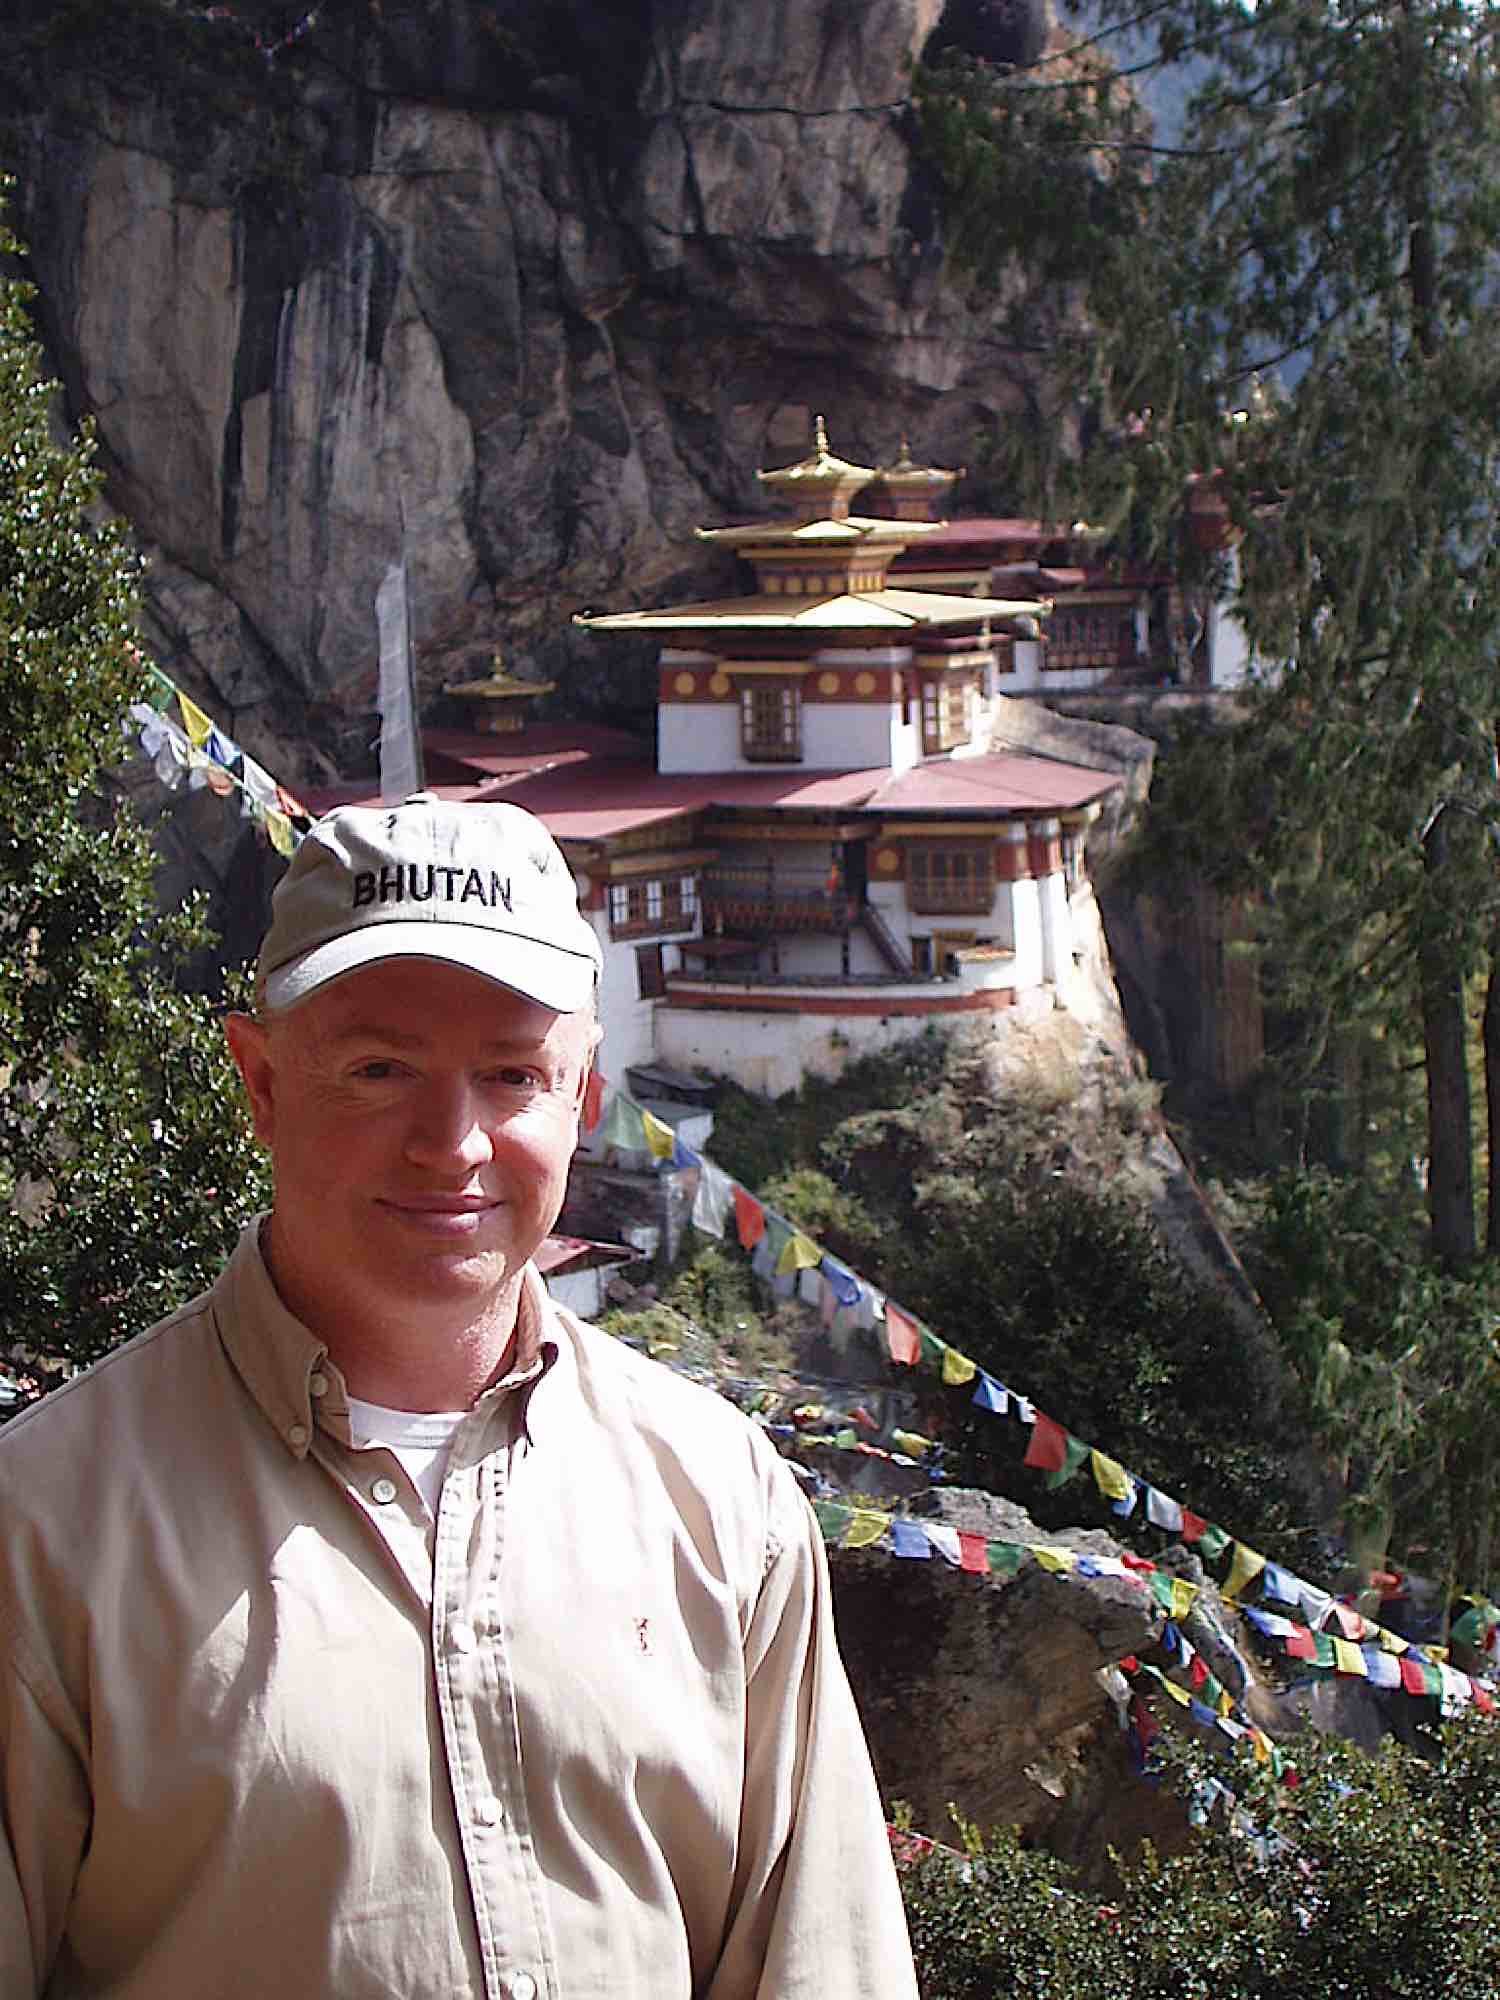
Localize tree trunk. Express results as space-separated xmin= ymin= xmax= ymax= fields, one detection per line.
xmin=1486 ymin=932 xmax=1500 ymax=1254
xmin=1421 ymin=810 xmax=1475 ymax=1267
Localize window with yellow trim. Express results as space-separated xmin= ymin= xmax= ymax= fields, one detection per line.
xmin=740 ymin=683 xmax=801 ymax=762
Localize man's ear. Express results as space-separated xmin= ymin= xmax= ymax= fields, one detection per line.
xmin=224 ymin=1012 xmax=278 ymax=1149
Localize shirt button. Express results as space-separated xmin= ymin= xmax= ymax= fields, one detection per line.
xmin=309 ymin=1372 xmax=329 ymax=1398
xmin=450 ymin=1620 xmax=478 ymax=1654
xmin=475 ymin=1795 xmax=505 ymax=1827
xmin=504 ymin=1972 xmax=536 ymax=2000
xmin=371 ymin=1476 xmax=399 ymax=1504
xmin=287 ymin=1423 xmax=309 ymax=1448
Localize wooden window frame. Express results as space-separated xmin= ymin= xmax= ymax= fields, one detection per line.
xmin=609 ymin=872 xmax=699 ymax=940
xmin=920 ymin=674 xmax=975 ymax=753
xmin=907 ymin=842 xmax=994 ymax=915
xmin=1044 ymin=604 xmax=1137 ymax=672
xmin=739 ymin=682 xmax=802 ymax=762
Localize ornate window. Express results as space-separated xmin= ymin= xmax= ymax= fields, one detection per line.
xmin=907 ymin=842 xmax=994 ymax=915
xmin=608 ymin=873 xmax=698 ymax=938
xmin=1044 ymin=604 xmax=1137 ymax=671
xmin=740 ymin=683 xmax=801 ymax=761
xmin=920 ymin=674 xmax=975 ymax=753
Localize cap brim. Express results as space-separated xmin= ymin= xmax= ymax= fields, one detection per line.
xmin=262 ymin=922 xmax=599 ymax=1015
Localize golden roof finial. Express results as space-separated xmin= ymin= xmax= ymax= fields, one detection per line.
xmin=756 ymin=418 xmax=875 ymax=521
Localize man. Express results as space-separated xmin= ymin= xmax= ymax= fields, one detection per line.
xmin=0 ymin=793 xmax=918 ymax=1999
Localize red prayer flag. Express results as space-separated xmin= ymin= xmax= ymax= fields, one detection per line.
xmin=1284 ymin=1625 xmax=1318 ymax=1661
xmin=1400 ymin=1656 xmax=1429 ymax=1697
xmin=1023 ymin=1410 xmax=1070 ymax=1473
xmin=884 ymin=1302 xmax=921 ymax=1368
xmin=1472 ymin=1679 xmax=1495 ymax=1716
xmin=582 ymin=1069 xmax=605 ymax=1133
xmin=733 ymin=1186 xmax=766 ymax=1250
xmin=1180 ymin=1510 xmax=1208 ymax=1542
xmin=1189 ymin=1654 xmax=1209 ymax=1689
xmin=957 ymin=1532 xmax=989 ymax=1575
xmin=1120 ymin=1552 xmax=1157 ymax=1573
xmin=1119 ymin=1655 xmax=1140 ymax=1675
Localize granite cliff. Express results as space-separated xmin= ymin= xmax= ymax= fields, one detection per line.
xmin=4 ymin=0 xmax=1049 ymax=782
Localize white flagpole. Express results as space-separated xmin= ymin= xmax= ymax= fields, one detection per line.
xmin=376 ymin=495 xmax=425 ymax=801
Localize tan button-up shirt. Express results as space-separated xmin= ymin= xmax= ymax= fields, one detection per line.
xmin=0 ymin=1224 xmax=916 ymax=1998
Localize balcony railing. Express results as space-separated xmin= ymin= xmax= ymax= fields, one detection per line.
xmin=670 ymin=968 xmax=923 ymax=990
xmin=700 ymin=865 xmax=859 ymax=934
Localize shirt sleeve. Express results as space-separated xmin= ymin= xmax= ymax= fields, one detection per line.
xmin=705 ymin=1463 xmax=919 ymax=2000
xmin=1 ymin=1654 xmax=92 ymax=1997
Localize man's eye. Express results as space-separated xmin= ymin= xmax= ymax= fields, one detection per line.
xmin=489 ymin=1067 xmax=540 ymax=1090
xmin=353 ymin=1060 xmax=401 ymax=1080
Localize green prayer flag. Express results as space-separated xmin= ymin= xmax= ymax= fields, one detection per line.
xmin=1044 ymin=1434 xmax=1091 ymax=1489
xmin=987 ymin=1541 xmax=1026 ymax=1576
xmin=813 ymin=1501 xmax=852 ymax=1542
xmin=1196 ymin=1524 xmax=1231 ymax=1561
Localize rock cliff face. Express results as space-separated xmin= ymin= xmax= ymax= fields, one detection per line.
xmin=4 ymin=0 xmax=1051 ymax=782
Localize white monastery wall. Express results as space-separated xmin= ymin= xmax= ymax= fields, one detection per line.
xmin=655 ymin=987 xmax=1053 ymax=1098
xmin=657 ymin=702 xmax=740 ymax=773
xmin=801 ymin=700 xmax=909 ymax=770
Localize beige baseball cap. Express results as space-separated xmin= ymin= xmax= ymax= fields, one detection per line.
xmin=256 ymin=793 xmax=602 ymax=1013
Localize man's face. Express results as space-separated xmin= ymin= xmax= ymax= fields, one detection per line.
xmin=225 ymin=958 xmax=596 ymax=1345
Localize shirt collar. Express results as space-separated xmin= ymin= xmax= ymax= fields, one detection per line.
xmin=212 ymin=1218 xmax=328 ymax=1460
xmin=212 ymin=1219 xmax=565 ymax=1459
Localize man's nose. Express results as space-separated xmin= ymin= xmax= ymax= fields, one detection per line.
xmin=404 ymin=1076 xmax=493 ymax=1170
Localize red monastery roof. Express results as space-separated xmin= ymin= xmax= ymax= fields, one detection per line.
xmin=464 ymin=752 xmax=1119 ymax=841
xmin=304 ymin=735 xmax=1120 ymax=842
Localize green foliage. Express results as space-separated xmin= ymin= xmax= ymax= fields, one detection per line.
xmin=1245 ymin=1167 xmax=1500 ymax=1592
xmin=709 ymin=1030 xmax=1319 ymax=1562
xmin=914 ymin=0 xmax=1500 ymax=1265
xmin=0 ymin=197 xmax=269 ymax=1400
xmin=899 ymin=1814 xmax=1118 ymax=2000
xmin=902 ymin=1721 xmax=1500 ymax=1999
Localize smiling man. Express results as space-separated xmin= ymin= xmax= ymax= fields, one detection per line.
xmin=0 ymin=794 xmax=917 ymax=2000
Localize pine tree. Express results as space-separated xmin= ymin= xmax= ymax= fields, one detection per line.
xmin=0 ymin=197 xmax=270 ymax=1402
xmin=916 ymin=0 xmax=1500 ymax=1265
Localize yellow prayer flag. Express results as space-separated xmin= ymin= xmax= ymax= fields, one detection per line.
xmin=1159 ymin=1676 xmax=1192 ymax=1709
xmin=889 ymin=1429 xmax=932 ymax=1458
xmin=178 ymin=692 xmax=214 ymax=749
xmin=1249 ymin=1729 xmax=1271 ymax=1764
xmin=1223 ymin=1541 xmax=1267 ymax=1601
xmin=641 ymin=1111 xmax=676 ymax=1161
xmin=1170 ymin=1578 xmax=1199 ymax=1621
xmin=1377 ymin=1627 xmax=1408 ymax=1655
xmin=1331 ymin=1637 xmax=1368 ymax=1677
xmin=265 ymin=809 xmax=296 ymax=858
xmin=941 ymin=1347 xmax=978 ymax=1386
xmin=776 ymin=1230 xmax=822 ymax=1276
xmin=843 ymin=1509 xmax=892 ymax=1550
xmin=1217 ymin=1690 xmax=1234 ymax=1717
xmin=1032 ymin=1546 xmax=1076 ymax=1574
xmin=1090 ymin=1449 xmax=1134 ymax=1503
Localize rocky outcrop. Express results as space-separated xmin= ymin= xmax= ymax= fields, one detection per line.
xmin=3 ymin=0 xmax=1058 ymax=783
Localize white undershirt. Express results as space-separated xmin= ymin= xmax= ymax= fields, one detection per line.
xmin=346 ymin=1396 xmax=469 ymax=1515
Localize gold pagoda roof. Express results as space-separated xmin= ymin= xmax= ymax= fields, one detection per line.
xmin=755 ymin=416 xmax=878 ymax=521
xmin=695 ymin=513 xmax=947 ymax=550
xmin=576 ymin=586 xmax=1048 ymax=635
xmin=443 ymin=668 xmax=557 ymax=700
xmin=877 ymin=437 xmax=965 ymax=486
